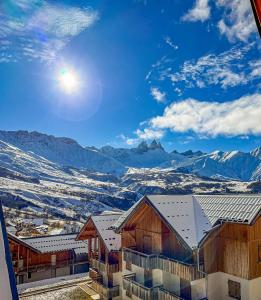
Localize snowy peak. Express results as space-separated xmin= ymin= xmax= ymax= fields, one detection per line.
xmin=136 ymin=141 xmax=149 ymax=153
xmin=148 ymin=140 xmax=164 ymax=151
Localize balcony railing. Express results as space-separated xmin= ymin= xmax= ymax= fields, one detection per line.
xmin=90 ymin=258 xmax=106 ymax=273
xmin=123 ymin=247 xmax=205 ymax=281
xmin=158 ymin=287 xmax=183 ymax=300
xmin=13 ymin=259 xmax=73 ymax=273
xmin=92 ymin=280 xmax=120 ymax=298
xmin=90 ymin=258 xmax=119 ymax=274
xmin=123 ymin=274 xmax=159 ymax=300
xmin=123 ymin=274 xmax=184 ymax=300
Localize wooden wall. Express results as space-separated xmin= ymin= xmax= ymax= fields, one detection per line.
xmin=9 ymin=239 xmax=71 ymax=268
xmin=203 ymin=216 xmax=261 ymax=280
xmin=121 ymin=201 xmax=192 ymax=261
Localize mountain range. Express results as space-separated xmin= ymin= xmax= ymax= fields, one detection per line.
xmin=0 ymin=130 xmax=259 ymax=181
xmin=0 ymin=130 xmax=260 ymax=220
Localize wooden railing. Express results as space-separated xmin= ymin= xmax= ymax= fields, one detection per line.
xmin=90 ymin=258 xmax=106 ymax=273
xmin=123 ymin=274 xmax=159 ymax=300
xmin=90 ymin=257 xmax=119 ymax=274
xmin=123 ymin=273 xmax=184 ymax=300
xmin=123 ymin=247 xmax=205 ymax=281
xmin=92 ymin=280 xmax=120 ymax=298
xmin=14 ymin=259 xmax=73 ymax=273
xmin=158 ymin=287 xmax=183 ymax=300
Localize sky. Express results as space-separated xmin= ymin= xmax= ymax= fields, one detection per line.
xmin=0 ymin=0 xmax=260 ymax=153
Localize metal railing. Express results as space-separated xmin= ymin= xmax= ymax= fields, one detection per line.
xmin=123 ymin=247 xmax=205 ymax=281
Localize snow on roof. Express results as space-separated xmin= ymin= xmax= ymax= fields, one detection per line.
xmin=0 ymin=202 xmax=19 ymax=300
xmin=91 ymin=213 xmax=122 ymax=251
xmin=21 ymin=233 xmax=87 ymax=254
xmin=113 ymin=194 xmax=261 ymax=249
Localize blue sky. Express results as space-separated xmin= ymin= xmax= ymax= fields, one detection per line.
xmin=0 ymin=0 xmax=260 ymax=152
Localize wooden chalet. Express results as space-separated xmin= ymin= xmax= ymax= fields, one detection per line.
xmin=76 ymin=212 xmax=122 ymax=300
xmin=112 ymin=194 xmax=261 ymax=300
xmin=8 ymin=233 xmax=88 ymax=284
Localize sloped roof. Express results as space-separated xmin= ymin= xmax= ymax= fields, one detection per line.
xmin=113 ymin=194 xmax=261 ymax=249
xmin=21 ymin=233 xmax=88 ymax=254
xmin=91 ymin=213 xmax=122 ymax=251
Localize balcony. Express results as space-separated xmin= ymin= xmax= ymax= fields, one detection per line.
xmin=90 ymin=258 xmax=106 ymax=273
xmin=158 ymin=287 xmax=183 ymax=300
xmin=92 ymin=280 xmax=120 ymax=299
xmin=123 ymin=247 xmax=205 ymax=281
xmin=90 ymin=258 xmax=119 ymax=274
xmin=123 ymin=274 xmax=184 ymax=300
xmin=13 ymin=259 xmax=73 ymax=274
xmin=123 ymin=274 xmax=160 ymax=300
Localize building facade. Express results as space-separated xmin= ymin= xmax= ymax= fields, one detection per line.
xmin=112 ymin=194 xmax=261 ymax=300
xmin=8 ymin=233 xmax=88 ymax=284
xmin=76 ymin=212 xmax=123 ymax=300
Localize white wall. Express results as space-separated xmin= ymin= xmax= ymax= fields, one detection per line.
xmin=191 ymin=278 xmax=206 ymax=300
xmin=152 ymin=268 xmax=163 ymax=286
xmin=207 ymin=272 xmax=261 ymax=300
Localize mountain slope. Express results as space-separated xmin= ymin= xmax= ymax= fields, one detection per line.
xmin=0 ymin=130 xmax=260 ymax=181
xmin=178 ymin=150 xmax=260 ymax=181
xmin=0 ymin=131 xmax=125 ymax=175
xmin=0 ymin=139 xmax=256 ymax=220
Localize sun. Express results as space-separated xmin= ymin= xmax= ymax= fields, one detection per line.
xmin=58 ymin=68 xmax=79 ymax=94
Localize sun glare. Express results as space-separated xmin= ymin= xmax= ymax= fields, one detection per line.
xmin=58 ymin=68 xmax=79 ymax=94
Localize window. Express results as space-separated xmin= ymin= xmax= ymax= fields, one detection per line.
xmin=228 ymin=280 xmax=241 ymax=299
xmin=28 ymin=272 xmax=32 ymax=279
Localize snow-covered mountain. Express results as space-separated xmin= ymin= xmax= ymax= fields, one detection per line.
xmin=101 ymin=141 xmax=261 ymax=181
xmin=100 ymin=140 xmax=188 ymax=168
xmin=0 ymin=135 xmax=259 ymax=220
xmin=178 ymin=150 xmax=261 ymax=181
xmin=0 ymin=131 xmax=125 ymax=175
xmin=0 ymin=130 xmax=260 ymax=183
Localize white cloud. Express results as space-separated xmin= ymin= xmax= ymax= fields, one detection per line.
xmin=164 ymin=37 xmax=178 ymax=50
xmin=0 ymin=1 xmax=98 ymax=63
xmin=182 ymin=0 xmax=211 ymax=22
xmin=149 ymin=94 xmax=261 ymax=137
xmin=249 ymin=59 xmax=261 ymax=78
xmin=217 ymin=0 xmax=256 ymax=42
xmin=148 ymin=43 xmax=260 ymax=92
xmin=150 ymin=87 xmax=166 ymax=103
xmin=136 ymin=128 xmax=164 ymax=139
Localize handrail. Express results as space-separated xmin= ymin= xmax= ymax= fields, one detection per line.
xmin=158 ymin=286 xmax=184 ymax=300
xmin=123 ymin=247 xmax=195 ymax=267
xmin=123 ymin=247 xmax=205 ymax=281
